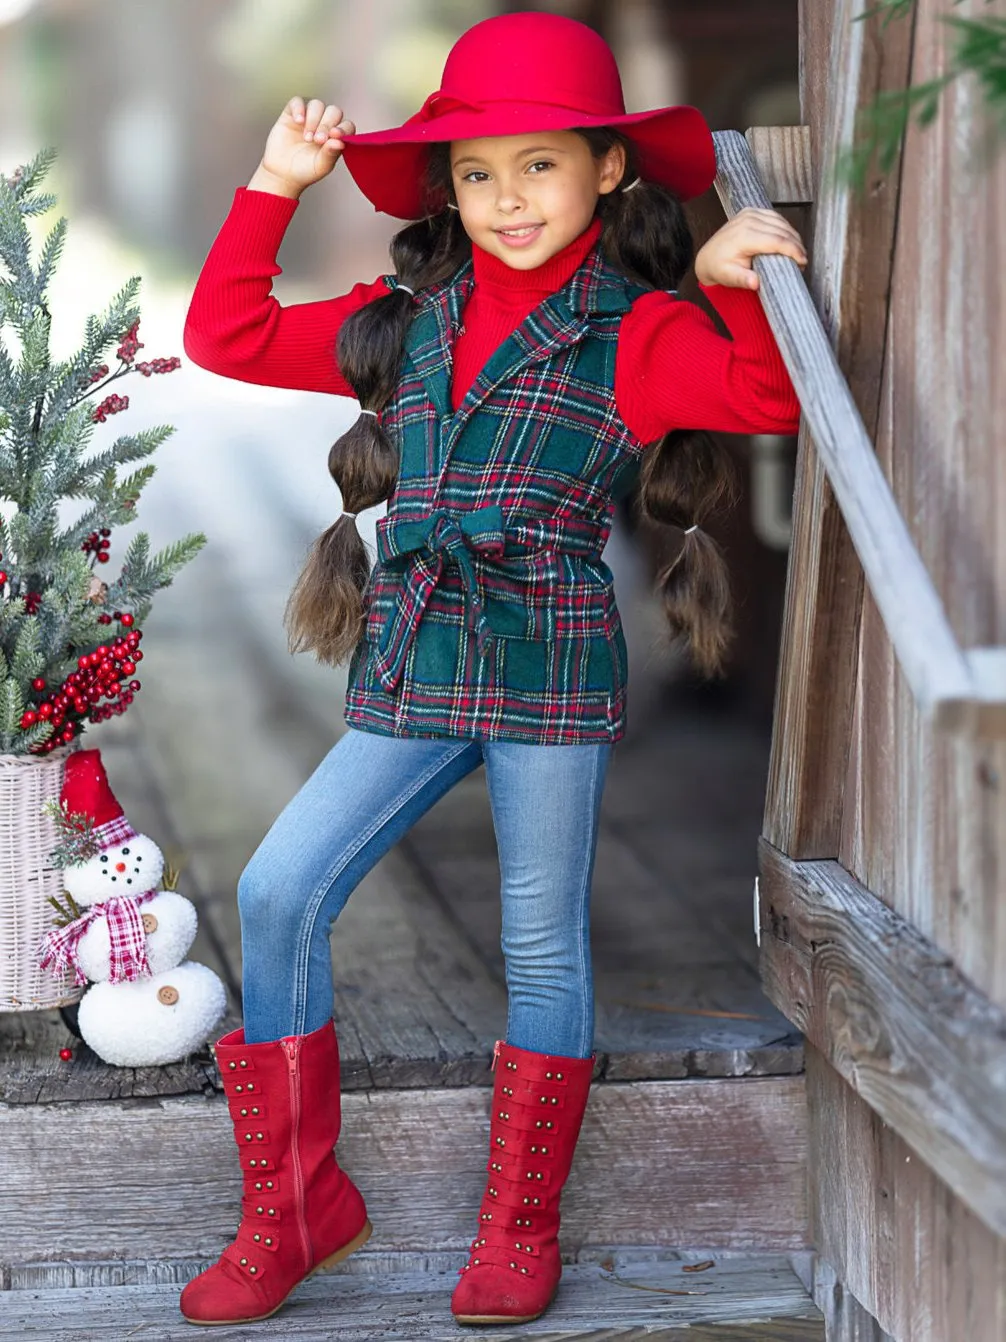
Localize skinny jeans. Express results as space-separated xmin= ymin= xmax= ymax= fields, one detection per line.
xmin=238 ymin=726 xmax=612 ymax=1058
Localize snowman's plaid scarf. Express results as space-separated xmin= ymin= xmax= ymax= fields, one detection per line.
xmin=39 ymin=889 xmax=157 ymax=986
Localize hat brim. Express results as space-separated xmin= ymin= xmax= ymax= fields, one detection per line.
xmin=340 ymin=104 xmax=715 ymax=219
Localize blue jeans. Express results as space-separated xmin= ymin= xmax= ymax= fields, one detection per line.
xmin=238 ymin=727 xmax=612 ymax=1058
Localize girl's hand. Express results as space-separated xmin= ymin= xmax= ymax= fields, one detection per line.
xmin=248 ymin=97 xmax=357 ymax=199
xmin=694 ymin=207 xmax=808 ymax=291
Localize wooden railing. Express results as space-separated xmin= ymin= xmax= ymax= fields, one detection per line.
xmin=712 ymin=129 xmax=1006 ymax=738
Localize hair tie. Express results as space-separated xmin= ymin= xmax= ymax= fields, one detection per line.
xmin=359 ymin=408 xmax=379 ymax=418
xmin=342 ymin=511 xmax=357 ymax=519
xmin=622 ymin=176 xmax=642 ymax=193
xmin=447 ymin=201 xmax=460 ymax=211
xmin=684 ymin=523 xmax=699 ymax=535
xmin=395 ymin=283 xmax=415 ymax=296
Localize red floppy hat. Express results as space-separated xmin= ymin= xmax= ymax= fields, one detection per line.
xmin=339 ymin=11 xmax=716 ymax=220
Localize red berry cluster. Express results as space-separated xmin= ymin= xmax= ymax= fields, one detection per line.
xmin=23 ymin=614 xmax=143 ymax=753
xmin=136 ymin=357 xmax=181 ymax=377
xmin=92 ymin=394 xmax=129 ymax=423
xmin=82 ymin=527 xmax=112 ymax=563
xmin=0 ymin=552 xmax=6 ymax=585
xmin=23 ymin=591 xmax=42 ymax=614
xmin=85 ymin=363 xmax=110 ymax=386
xmin=117 ymin=322 xmax=144 ymax=364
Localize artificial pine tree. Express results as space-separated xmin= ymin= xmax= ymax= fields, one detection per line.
xmin=0 ymin=150 xmax=205 ymax=757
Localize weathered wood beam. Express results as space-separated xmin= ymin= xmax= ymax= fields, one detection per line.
xmin=0 ymin=1077 xmax=810 ymax=1269
xmin=745 ymin=126 xmax=814 ymax=205
xmin=712 ymin=128 xmax=1006 ymax=739
xmin=757 ymin=838 xmax=1006 ymax=1237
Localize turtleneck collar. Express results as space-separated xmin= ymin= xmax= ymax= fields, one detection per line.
xmin=470 ymin=216 xmax=603 ymax=299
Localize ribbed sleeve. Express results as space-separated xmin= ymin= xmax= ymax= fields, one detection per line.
xmin=614 ymin=281 xmax=801 ymax=443
xmin=182 ymin=187 xmax=390 ymax=396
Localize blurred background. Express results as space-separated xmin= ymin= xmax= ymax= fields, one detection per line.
xmin=0 ymin=2 xmax=802 ymax=995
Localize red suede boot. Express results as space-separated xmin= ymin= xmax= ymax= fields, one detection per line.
xmin=180 ymin=1019 xmax=371 ymax=1325
xmin=451 ymin=1039 xmax=594 ymax=1325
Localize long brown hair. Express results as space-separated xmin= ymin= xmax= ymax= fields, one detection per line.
xmin=285 ymin=129 xmax=737 ymax=676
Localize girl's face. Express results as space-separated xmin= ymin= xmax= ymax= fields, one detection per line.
xmin=449 ymin=131 xmax=625 ymax=270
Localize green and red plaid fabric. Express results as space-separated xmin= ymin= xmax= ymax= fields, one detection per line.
xmin=343 ymin=244 xmax=651 ymax=745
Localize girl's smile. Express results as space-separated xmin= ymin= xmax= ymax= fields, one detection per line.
xmin=450 ymin=131 xmax=624 ymax=269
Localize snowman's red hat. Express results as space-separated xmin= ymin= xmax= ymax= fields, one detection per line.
xmin=60 ymin=749 xmax=138 ymax=851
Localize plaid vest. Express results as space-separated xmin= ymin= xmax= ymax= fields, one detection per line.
xmin=343 ymin=242 xmax=652 ymax=745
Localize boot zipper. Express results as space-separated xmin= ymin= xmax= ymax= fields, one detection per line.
xmin=283 ymin=1037 xmax=311 ymax=1268
xmin=491 ymin=1039 xmax=502 ymax=1072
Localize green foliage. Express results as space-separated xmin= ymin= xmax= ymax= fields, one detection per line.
xmin=839 ymin=1 xmax=1005 ymax=190
xmin=0 ymin=151 xmax=207 ymax=756
xmin=41 ymin=798 xmax=100 ymax=869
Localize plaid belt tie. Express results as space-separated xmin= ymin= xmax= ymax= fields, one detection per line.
xmin=371 ymin=505 xmax=507 ymax=693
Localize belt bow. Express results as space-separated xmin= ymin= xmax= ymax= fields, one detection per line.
xmin=370 ymin=505 xmax=506 ymax=692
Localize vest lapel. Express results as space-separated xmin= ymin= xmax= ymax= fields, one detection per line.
xmin=400 ymin=265 xmax=473 ymax=422
xmin=401 ymin=244 xmax=639 ymax=493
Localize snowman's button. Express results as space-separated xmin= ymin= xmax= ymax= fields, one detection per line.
xmin=157 ymin=985 xmax=179 ymax=1006
xmin=142 ymin=912 xmax=158 ymax=934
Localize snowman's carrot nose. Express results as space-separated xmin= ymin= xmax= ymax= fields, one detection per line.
xmin=115 ymin=861 xmax=127 ymax=872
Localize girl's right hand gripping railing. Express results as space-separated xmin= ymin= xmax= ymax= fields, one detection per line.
xmin=712 ymin=129 xmax=1005 ymax=739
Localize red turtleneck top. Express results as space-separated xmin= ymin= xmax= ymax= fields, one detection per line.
xmin=183 ymin=187 xmax=800 ymax=441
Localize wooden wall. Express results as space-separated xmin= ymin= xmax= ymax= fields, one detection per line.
xmin=773 ymin=0 xmax=1006 ymax=1337
xmin=839 ymin=0 xmax=1006 ymax=1005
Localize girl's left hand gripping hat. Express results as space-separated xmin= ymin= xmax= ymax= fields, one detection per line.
xmin=340 ymin=10 xmax=716 ymax=220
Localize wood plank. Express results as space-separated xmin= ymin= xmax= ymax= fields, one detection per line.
xmin=745 ymin=126 xmax=813 ymax=205
xmin=0 ymin=1076 xmax=809 ymax=1271
xmin=0 ymin=1007 xmax=238 ymax=1105
xmin=758 ymin=839 xmax=1006 ymax=1238
xmin=0 ymin=1256 xmax=824 ymax=1339
xmin=330 ymin=843 xmax=508 ymax=1090
xmin=764 ymin=0 xmax=928 ymax=856
xmin=808 ymin=1045 xmax=1006 ymax=1342
xmin=811 ymin=1258 xmax=894 ymax=1342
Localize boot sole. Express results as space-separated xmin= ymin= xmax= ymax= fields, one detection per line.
xmin=453 ymin=1287 xmax=557 ymax=1326
xmin=182 ymin=1219 xmax=373 ymax=1327
xmin=454 ymin=1313 xmax=546 ymax=1326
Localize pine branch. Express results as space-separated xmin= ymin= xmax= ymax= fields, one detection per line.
xmin=0 ymin=150 xmax=202 ymax=755
xmin=9 ymin=617 xmax=44 ymax=684
xmin=840 ymin=1 xmax=1005 ymax=189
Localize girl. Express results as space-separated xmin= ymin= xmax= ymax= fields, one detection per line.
xmin=179 ymin=10 xmax=805 ymax=1330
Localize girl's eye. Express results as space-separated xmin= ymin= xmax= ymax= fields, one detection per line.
xmin=527 ymin=160 xmax=553 ymax=174
xmin=461 ymin=170 xmax=490 ymax=184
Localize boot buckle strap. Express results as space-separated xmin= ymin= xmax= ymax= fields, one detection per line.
xmin=242 ymin=1198 xmax=282 ymax=1222
xmin=239 ymin=1127 xmax=271 ymax=1144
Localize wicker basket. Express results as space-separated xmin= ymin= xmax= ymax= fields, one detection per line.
xmin=0 ymin=745 xmax=83 ymax=1011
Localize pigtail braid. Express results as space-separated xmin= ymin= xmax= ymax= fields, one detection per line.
xmin=577 ymin=126 xmax=741 ymax=678
xmin=285 ymin=148 xmax=470 ymax=665
xmin=639 ymin=431 xmax=739 ymax=676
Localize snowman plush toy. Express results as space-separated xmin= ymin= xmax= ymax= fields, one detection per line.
xmin=39 ymin=749 xmax=226 ymax=1066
